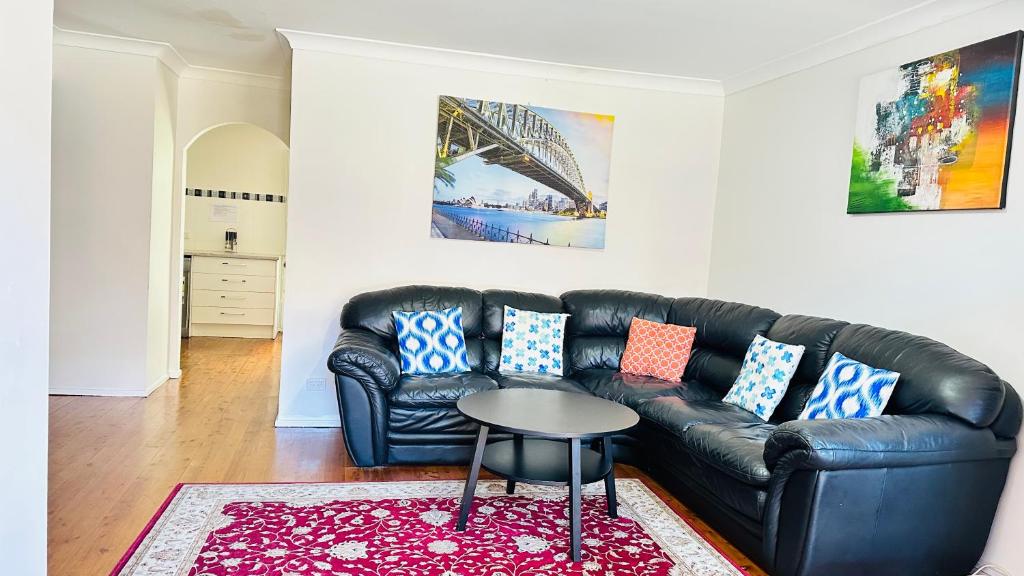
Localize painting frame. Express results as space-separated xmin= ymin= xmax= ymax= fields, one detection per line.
xmin=848 ymin=31 xmax=1024 ymax=214
xmin=431 ymin=95 xmax=615 ymax=250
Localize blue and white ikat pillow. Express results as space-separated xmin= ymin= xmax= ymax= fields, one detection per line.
xmin=392 ymin=307 xmax=471 ymax=375
xmin=498 ymin=306 xmax=569 ymax=376
xmin=722 ymin=335 xmax=805 ymax=421
xmin=799 ymin=352 xmax=901 ymax=420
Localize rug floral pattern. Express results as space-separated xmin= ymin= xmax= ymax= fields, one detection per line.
xmin=115 ymin=480 xmax=744 ymax=576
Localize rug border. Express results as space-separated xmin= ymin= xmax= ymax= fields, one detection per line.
xmin=109 ymin=482 xmax=185 ymax=576
xmin=110 ymin=479 xmax=753 ymax=575
xmin=630 ymin=476 xmax=751 ymax=575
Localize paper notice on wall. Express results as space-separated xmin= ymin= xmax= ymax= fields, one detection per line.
xmin=209 ymin=204 xmax=239 ymax=223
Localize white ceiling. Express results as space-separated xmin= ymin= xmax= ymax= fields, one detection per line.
xmin=54 ymin=0 xmax=1001 ymax=85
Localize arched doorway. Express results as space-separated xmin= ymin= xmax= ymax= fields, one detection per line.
xmin=172 ymin=123 xmax=289 ymax=353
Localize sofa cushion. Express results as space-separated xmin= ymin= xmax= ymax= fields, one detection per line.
xmin=562 ymin=290 xmax=674 ymax=373
xmin=669 ymin=298 xmax=781 ymax=394
xmin=389 ymin=407 xmax=480 ymax=434
xmin=637 ymin=396 xmax=764 ymax=437
xmin=342 ymin=285 xmax=484 ymax=340
xmin=494 ymin=373 xmax=589 ymax=394
xmin=482 ymin=290 xmax=564 ymax=338
xmin=620 ymin=318 xmax=697 ymax=382
xmin=389 ymin=372 xmax=498 ymax=408
xmin=829 ymin=324 xmax=1005 ymax=427
xmin=766 ymin=314 xmax=849 ymax=422
xmin=683 ymin=422 xmax=775 ymax=487
xmin=576 ymin=369 xmax=717 ymax=410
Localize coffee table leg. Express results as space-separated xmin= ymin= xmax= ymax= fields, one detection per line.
xmin=457 ymin=424 xmax=489 ymax=531
xmin=602 ymin=436 xmax=618 ymax=518
xmin=507 ymin=434 xmax=523 ymax=494
xmin=568 ymin=437 xmax=582 ymax=562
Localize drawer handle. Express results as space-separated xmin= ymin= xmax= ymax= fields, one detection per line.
xmin=220 ymin=279 xmax=247 ymax=283
xmin=221 ymin=262 xmax=247 ymax=267
xmin=220 ymin=295 xmax=247 ymax=300
xmin=219 ymin=311 xmax=246 ymax=316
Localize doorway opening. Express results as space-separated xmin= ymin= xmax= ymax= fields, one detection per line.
xmin=177 ymin=123 xmax=289 ymax=348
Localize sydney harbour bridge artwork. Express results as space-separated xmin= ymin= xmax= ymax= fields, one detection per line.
xmin=431 ymin=95 xmax=614 ymax=249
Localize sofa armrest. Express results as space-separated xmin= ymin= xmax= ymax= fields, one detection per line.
xmin=764 ymin=414 xmax=1011 ymax=472
xmin=327 ymin=329 xmax=401 ymax=392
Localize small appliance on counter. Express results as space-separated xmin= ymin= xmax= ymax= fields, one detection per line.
xmin=224 ymin=228 xmax=238 ymax=252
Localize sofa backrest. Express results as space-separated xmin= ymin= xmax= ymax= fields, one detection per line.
xmin=340 ymin=285 xmax=485 ymax=370
xmin=561 ymin=290 xmax=673 ymax=372
xmin=668 ymin=298 xmax=780 ymax=394
xmin=481 ymin=289 xmax=566 ymax=373
xmin=827 ymin=324 xmax=1006 ymax=427
xmin=765 ymin=314 xmax=849 ymax=422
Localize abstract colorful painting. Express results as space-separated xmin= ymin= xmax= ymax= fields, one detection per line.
xmin=849 ymin=32 xmax=1023 ymax=213
xmin=432 ymin=96 xmax=614 ymax=249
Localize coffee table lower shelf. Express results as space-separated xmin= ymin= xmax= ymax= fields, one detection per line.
xmin=480 ymin=438 xmax=612 ymax=486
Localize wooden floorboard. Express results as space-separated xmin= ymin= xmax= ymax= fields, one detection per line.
xmin=48 ymin=336 xmax=766 ymax=575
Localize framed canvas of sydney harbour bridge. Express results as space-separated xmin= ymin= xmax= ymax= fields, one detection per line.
xmin=849 ymin=31 xmax=1022 ymax=213
xmin=432 ymin=95 xmax=614 ymax=249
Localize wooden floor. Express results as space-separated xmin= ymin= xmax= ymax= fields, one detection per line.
xmin=49 ymin=337 xmax=765 ymax=575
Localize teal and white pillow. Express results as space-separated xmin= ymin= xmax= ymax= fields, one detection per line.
xmin=799 ymin=352 xmax=900 ymax=420
xmin=392 ymin=307 xmax=471 ymax=375
xmin=722 ymin=335 xmax=805 ymax=421
xmin=498 ymin=306 xmax=568 ymax=376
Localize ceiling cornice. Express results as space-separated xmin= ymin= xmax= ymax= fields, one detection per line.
xmin=53 ymin=27 xmax=289 ymax=91
xmin=722 ymin=0 xmax=1010 ymax=94
xmin=276 ymin=29 xmax=724 ymax=96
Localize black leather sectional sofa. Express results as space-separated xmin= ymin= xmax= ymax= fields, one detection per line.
xmin=327 ymin=285 xmax=1021 ymax=576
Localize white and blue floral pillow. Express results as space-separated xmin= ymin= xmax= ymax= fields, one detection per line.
xmin=799 ymin=352 xmax=900 ymax=420
xmin=498 ymin=306 xmax=569 ymax=376
xmin=392 ymin=307 xmax=471 ymax=375
xmin=722 ymin=335 xmax=806 ymax=421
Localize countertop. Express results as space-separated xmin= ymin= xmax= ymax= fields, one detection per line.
xmin=186 ymin=250 xmax=283 ymax=261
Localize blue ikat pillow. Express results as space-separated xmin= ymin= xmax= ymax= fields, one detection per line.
xmin=722 ymin=335 xmax=805 ymax=421
xmin=799 ymin=352 xmax=901 ymax=420
xmin=392 ymin=307 xmax=471 ymax=375
xmin=498 ymin=306 xmax=569 ymax=376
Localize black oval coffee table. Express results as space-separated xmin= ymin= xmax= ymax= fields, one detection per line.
xmin=455 ymin=388 xmax=639 ymax=562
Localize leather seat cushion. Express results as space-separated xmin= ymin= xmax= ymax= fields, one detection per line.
xmin=683 ymin=422 xmax=774 ymax=486
xmin=389 ymin=372 xmax=498 ymax=408
xmin=494 ymin=372 xmax=589 ymax=394
xmin=575 ymin=369 xmax=718 ymax=410
xmin=389 ymin=407 xmax=480 ymax=435
xmin=637 ymin=396 xmax=765 ymax=437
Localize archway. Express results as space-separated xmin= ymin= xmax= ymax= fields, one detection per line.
xmin=168 ymin=122 xmax=290 ymax=367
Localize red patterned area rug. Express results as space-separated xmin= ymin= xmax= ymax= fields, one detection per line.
xmin=112 ymin=480 xmax=747 ymax=576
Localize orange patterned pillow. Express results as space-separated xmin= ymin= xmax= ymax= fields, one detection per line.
xmin=620 ymin=317 xmax=696 ymax=382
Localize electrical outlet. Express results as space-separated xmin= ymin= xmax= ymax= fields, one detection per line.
xmin=306 ymin=378 xmax=327 ymax=392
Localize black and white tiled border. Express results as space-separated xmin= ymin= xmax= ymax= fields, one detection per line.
xmin=186 ymin=188 xmax=286 ymax=203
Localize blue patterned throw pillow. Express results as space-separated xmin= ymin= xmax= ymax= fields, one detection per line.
xmin=392 ymin=307 xmax=471 ymax=375
xmin=498 ymin=306 xmax=569 ymax=376
xmin=799 ymin=352 xmax=901 ymax=420
xmin=722 ymin=335 xmax=805 ymax=421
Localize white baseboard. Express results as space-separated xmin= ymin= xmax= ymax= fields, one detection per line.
xmin=168 ymin=368 xmax=182 ymax=379
xmin=146 ymin=375 xmax=169 ymax=395
xmin=275 ymin=415 xmax=342 ymax=428
xmin=49 ymin=386 xmax=148 ymax=397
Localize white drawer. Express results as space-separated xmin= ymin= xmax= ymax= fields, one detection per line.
xmin=191 ymin=289 xmax=275 ymax=309
xmin=192 ymin=273 xmax=276 ymax=293
xmin=191 ymin=306 xmax=275 ymax=326
xmin=192 ymin=256 xmax=277 ymax=277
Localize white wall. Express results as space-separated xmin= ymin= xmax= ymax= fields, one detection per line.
xmin=168 ymin=76 xmax=290 ymax=375
xmin=147 ymin=63 xmax=177 ymax=390
xmin=50 ymin=44 xmax=162 ymax=396
xmin=184 ymin=123 xmax=289 ymax=255
xmin=0 ymin=2 xmax=51 ymax=574
xmin=277 ymin=47 xmax=724 ymax=425
xmin=709 ymin=1 xmax=1024 ymax=570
